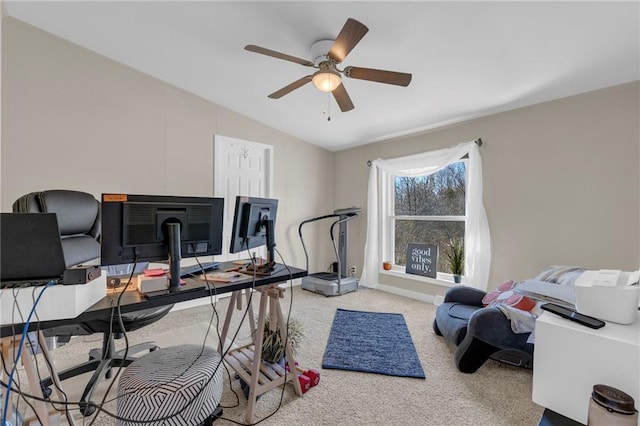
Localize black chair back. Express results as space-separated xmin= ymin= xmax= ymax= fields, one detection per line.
xmin=13 ymin=190 xmax=100 ymax=267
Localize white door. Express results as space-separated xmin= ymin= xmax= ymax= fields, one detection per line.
xmin=213 ymin=135 xmax=273 ymax=261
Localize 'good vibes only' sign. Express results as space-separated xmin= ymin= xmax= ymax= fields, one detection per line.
xmin=405 ymin=243 xmax=438 ymax=278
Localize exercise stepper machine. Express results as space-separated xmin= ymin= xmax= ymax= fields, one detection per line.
xmin=298 ymin=207 xmax=360 ymax=296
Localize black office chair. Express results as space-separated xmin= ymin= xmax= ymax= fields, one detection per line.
xmin=13 ymin=190 xmax=174 ymax=416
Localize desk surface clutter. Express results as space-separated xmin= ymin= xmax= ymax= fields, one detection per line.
xmin=1 ymin=261 xmax=305 ymax=335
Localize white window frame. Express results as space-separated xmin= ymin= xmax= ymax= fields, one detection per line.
xmin=381 ymin=159 xmax=468 ymax=283
xmin=361 ymin=141 xmax=490 ymax=291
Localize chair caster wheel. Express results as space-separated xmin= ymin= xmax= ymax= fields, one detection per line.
xmin=80 ymin=401 xmax=97 ymax=417
xmin=88 ymin=348 xmax=102 ymax=361
xmin=201 ymin=405 xmax=223 ymax=425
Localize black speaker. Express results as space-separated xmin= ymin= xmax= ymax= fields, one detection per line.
xmin=62 ymin=265 xmax=101 ymax=285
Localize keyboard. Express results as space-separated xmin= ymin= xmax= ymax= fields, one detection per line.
xmin=179 ymin=261 xmax=220 ymax=278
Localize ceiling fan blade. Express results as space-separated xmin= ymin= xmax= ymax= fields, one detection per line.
xmin=332 ymin=83 xmax=355 ymax=112
xmin=245 ymin=45 xmax=314 ymax=67
xmin=344 ymin=66 xmax=412 ymax=87
xmin=268 ymin=76 xmax=313 ymax=99
xmin=328 ymin=18 xmax=369 ymax=63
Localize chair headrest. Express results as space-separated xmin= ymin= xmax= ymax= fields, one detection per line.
xmin=13 ymin=190 xmax=100 ymax=238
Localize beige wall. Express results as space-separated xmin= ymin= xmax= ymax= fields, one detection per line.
xmin=1 ymin=17 xmax=335 ymax=271
xmin=335 ymin=82 xmax=640 ymax=296
xmin=3 ymin=17 xmax=639 ymax=299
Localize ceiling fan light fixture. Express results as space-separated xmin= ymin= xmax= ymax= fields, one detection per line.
xmin=312 ymin=70 xmax=342 ymax=93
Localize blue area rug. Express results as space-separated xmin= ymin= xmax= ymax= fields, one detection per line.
xmin=322 ymin=308 xmax=425 ymax=379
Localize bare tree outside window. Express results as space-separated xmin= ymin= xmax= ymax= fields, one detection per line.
xmin=393 ymin=162 xmax=466 ymax=273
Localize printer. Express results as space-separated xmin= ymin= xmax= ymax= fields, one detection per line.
xmin=575 ymin=270 xmax=640 ymax=325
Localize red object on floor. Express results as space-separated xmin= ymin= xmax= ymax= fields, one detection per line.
xmin=298 ymin=374 xmax=311 ymax=394
xmin=296 ymin=367 xmax=320 ymax=386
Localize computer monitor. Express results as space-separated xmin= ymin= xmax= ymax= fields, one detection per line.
xmin=101 ymin=194 xmax=224 ymax=290
xmin=229 ymin=196 xmax=278 ymax=275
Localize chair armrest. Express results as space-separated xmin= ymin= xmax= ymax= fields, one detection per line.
xmin=443 ymin=286 xmax=487 ymax=306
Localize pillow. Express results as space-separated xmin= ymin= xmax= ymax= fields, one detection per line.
xmin=482 ymin=280 xmax=536 ymax=312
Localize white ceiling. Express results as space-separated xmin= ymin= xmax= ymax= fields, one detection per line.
xmin=5 ymin=1 xmax=639 ymax=152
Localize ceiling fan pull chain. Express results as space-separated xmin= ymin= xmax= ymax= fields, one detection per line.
xmin=327 ymin=90 xmax=332 ymax=121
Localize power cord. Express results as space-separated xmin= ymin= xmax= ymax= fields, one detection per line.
xmin=1 ymin=289 xmax=45 ymax=426
xmin=87 ymin=258 xmax=139 ymax=426
xmin=216 ymin=246 xmax=296 ymax=426
xmin=8 ymin=250 xmax=296 ymax=425
xmin=30 ymin=288 xmax=75 ymax=424
xmin=90 ymin=253 xmax=256 ymax=424
xmin=0 ymin=295 xmax=83 ymax=416
xmin=2 ymin=281 xmax=54 ymax=425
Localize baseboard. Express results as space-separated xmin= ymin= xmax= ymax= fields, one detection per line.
xmin=375 ymin=283 xmax=437 ymax=304
xmin=172 ymin=280 xmax=432 ymax=311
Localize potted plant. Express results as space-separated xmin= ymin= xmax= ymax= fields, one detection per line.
xmin=446 ymin=238 xmax=464 ymax=283
xmin=259 ymin=315 xmax=304 ymax=364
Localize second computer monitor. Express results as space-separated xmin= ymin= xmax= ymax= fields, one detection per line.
xmin=229 ymin=196 xmax=278 ymax=261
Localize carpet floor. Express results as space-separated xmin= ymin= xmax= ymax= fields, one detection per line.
xmin=17 ymin=285 xmax=544 ymax=425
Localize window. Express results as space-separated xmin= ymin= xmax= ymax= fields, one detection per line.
xmin=361 ymin=141 xmax=490 ymax=290
xmin=383 ymin=162 xmax=467 ymax=278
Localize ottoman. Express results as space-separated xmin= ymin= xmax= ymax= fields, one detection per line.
xmin=116 ymin=345 xmax=223 ymax=426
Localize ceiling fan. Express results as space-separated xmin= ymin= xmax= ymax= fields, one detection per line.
xmin=245 ymin=18 xmax=412 ymax=112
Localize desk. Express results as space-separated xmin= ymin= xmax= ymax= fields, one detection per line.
xmin=1 ymin=262 xmax=306 ymax=337
xmin=0 ymin=262 xmax=307 ymax=425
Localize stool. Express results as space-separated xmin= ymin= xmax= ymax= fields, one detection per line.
xmin=116 ymin=345 xmax=223 ymax=426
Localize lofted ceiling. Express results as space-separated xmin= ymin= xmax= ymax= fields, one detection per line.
xmin=4 ymin=1 xmax=639 ymax=152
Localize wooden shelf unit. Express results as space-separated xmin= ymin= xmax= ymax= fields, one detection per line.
xmin=219 ymin=285 xmax=303 ymax=424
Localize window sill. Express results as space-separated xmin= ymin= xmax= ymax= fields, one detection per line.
xmin=379 ymin=268 xmax=464 ymax=288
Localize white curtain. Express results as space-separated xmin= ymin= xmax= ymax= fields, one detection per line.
xmin=360 ymin=140 xmax=491 ymax=290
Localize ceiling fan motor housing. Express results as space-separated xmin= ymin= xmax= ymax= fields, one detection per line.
xmin=310 ymin=39 xmax=336 ymax=66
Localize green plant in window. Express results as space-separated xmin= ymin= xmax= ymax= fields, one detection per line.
xmin=446 ymin=238 xmax=464 ymax=281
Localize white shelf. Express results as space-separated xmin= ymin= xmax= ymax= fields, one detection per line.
xmin=532 ymin=311 xmax=640 ymax=425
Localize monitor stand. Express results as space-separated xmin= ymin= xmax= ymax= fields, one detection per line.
xmin=241 ymin=234 xmax=277 ymax=276
xmin=241 ymin=261 xmax=275 ymax=276
xmin=167 ymin=222 xmax=183 ymax=291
